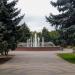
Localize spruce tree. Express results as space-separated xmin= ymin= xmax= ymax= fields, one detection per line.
xmin=46 ymin=0 xmax=75 ymax=46
xmin=0 ymin=0 xmax=24 ymax=55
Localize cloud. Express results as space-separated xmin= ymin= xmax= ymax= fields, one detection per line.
xmin=17 ymin=0 xmax=58 ymax=32
xmin=23 ymin=15 xmax=55 ymax=32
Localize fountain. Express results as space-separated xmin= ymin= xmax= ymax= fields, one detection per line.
xmin=42 ymin=37 xmax=44 ymax=47
xmin=37 ymin=37 xmax=40 ymax=47
xmin=17 ymin=32 xmax=61 ymax=51
xmin=34 ymin=33 xmax=38 ymax=47
xmin=27 ymin=33 xmax=45 ymax=47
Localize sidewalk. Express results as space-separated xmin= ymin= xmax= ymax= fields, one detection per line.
xmin=0 ymin=50 xmax=75 ymax=75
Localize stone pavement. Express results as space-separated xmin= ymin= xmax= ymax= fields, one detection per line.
xmin=0 ymin=49 xmax=75 ymax=75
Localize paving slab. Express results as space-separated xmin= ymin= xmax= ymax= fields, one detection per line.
xmin=0 ymin=50 xmax=75 ymax=75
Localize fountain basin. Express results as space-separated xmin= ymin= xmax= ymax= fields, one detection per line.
xmin=16 ymin=47 xmax=61 ymax=51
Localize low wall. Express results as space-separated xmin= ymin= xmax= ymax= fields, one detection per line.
xmin=16 ymin=47 xmax=61 ymax=51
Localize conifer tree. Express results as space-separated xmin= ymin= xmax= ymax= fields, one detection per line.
xmin=46 ymin=0 xmax=75 ymax=45
xmin=0 ymin=0 xmax=24 ymax=55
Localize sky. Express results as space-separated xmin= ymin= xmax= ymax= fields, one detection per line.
xmin=17 ymin=0 xmax=58 ymax=32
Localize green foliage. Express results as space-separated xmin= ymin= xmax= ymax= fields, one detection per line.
xmin=17 ymin=23 xmax=31 ymax=42
xmin=0 ymin=40 xmax=8 ymax=55
xmin=49 ymin=31 xmax=60 ymax=45
xmin=46 ymin=0 xmax=75 ymax=46
xmin=0 ymin=0 xmax=24 ymax=55
xmin=58 ymin=53 xmax=75 ymax=63
xmin=37 ymin=29 xmax=60 ymax=45
xmin=0 ymin=42 xmax=4 ymax=55
xmin=42 ymin=27 xmax=50 ymax=42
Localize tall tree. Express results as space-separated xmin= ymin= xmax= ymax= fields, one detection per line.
xmin=49 ymin=31 xmax=60 ymax=45
xmin=46 ymin=0 xmax=75 ymax=46
xmin=17 ymin=23 xmax=31 ymax=42
xmin=0 ymin=0 xmax=24 ymax=55
xmin=42 ymin=27 xmax=50 ymax=42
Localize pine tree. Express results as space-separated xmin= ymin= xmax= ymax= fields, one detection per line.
xmin=0 ymin=0 xmax=24 ymax=55
xmin=46 ymin=0 xmax=75 ymax=46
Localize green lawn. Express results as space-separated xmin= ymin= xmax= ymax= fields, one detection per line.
xmin=58 ymin=53 xmax=75 ymax=63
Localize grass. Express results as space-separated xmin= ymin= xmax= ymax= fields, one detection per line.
xmin=58 ymin=53 xmax=75 ymax=64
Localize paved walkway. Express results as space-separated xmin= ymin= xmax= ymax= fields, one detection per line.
xmin=0 ymin=50 xmax=75 ymax=75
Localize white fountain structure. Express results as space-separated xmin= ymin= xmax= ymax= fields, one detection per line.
xmin=27 ymin=33 xmax=44 ymax=47
xmin=18 ymin=32 xmax=61 ymax=51
xmin=34 ymin=33 xmax=37 ymax=47
xmin=42 ymin=37 xmax=44 ymax=47
xmin=37 ymin=37 xmax=40 ymax=47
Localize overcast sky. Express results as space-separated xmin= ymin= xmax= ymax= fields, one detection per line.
xmin=17 ymin=0 xmax=58 ymax=32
